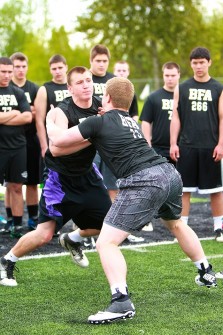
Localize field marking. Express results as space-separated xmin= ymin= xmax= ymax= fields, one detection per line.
xmin=19 ymin=237 xmax=215 ymax=261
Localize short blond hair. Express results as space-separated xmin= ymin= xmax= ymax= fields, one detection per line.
xmin=105 ymin=77 xmax=134 ymax=110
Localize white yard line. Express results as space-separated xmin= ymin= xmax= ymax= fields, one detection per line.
xmin=19 ymin=237 xmax=215 ymax=261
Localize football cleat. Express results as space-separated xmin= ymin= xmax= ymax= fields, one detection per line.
xmin=10 ymin=225 xmax=23 ymax=238
xmin=0 ymin=257 xmax=18 ymax=287
xmin=195 ymin=264 xmax=217 ymax=288
xmin=215 ymin=229 xmax=223 ymax=242
xmin=28 ymin=217 xmax=38 ymax=230
xmin=215 ymin=271 xmax=223 ymax=279
xmin=59 ymin=233 xmax=89 ymax=268
xmin=126 ymin=234 xmax=144 ymax=243
xmin=88 ymin=292 xmax=135 ymax=324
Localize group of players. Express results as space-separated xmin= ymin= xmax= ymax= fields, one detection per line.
xmin=0 ymin=45 xmax=223 ymax=324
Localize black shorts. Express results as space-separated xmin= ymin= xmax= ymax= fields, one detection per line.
xmin=25 ymin=134 xmax=41 ymax=185
xmin=0 ymin=147 xmax=27 ymax=184
xmin=38 ymin=166 xmax=112 ymax=232
xmin=104 ymin=163 xmax=182 ymax=234
xmin=176 ymin=146 xmax=223 ymax=194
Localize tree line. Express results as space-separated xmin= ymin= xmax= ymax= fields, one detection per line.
xmin=0 ymin=0 xmax=223 ymax=95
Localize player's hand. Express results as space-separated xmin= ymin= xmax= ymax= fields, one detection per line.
xmin=213 ymin=145 xmax=223 ymax=162
xmin=98 ymin=107 xmax=105 ymax=115
xmin=170 ymin=144 xmax=180 ymax=162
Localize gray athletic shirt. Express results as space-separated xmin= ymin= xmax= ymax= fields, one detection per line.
xmin=78 ymin=109 xmax=166 ymax=178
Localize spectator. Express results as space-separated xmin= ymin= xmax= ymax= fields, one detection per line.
xmin=0 ymin=57 xmax=32 ymax=238
xmin=170 ymin=46 xmax=223 ymax=241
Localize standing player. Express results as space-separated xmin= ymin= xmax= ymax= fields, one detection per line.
xmin=0 ymin=66 xmax=111 ymax=287
xmin=0 ymin=57 xmax=32 ymax=238
xmin=140 ymin=62 xmax=180 ymax=164
xmin=170 ymin=47 xmax=223 ymax=240
xmin=9 ymin=52 xmax=40 ymax=231
xmin=113 ymin=60 xmax=138 ymax=122
xmin=46 ymin=77 xmax=217 ymax=324
xmin=35 ymin=54 xmax=70 ymax=162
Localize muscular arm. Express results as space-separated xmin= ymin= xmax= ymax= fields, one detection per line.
xmin=170 ymin=85 xmax=181 ymax=161
xmin=48 ymin=107 xmax=90 ymax=155
xmin=141 ymin=121 xmax=152 ymax=146
xmin=213 ymin=91 xmax=223 ymax=161
xmin=35 ymin=86 xmax=48 ymax=157
xmin=0 ymin=110 xmax=20 ymax=124
xmin=4 ymin=111 xmax=32 ymax=125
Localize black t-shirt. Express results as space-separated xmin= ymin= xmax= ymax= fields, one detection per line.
xmin=78 ymin=109 xmax=166 ymax=178
xmin=10 ymin=79 xmax=39 ymax=136
xmin=178 ymin=77 xmax=223 ymax=148
xmin=45 ymin=96 xmax=102 ymax=176
xmin=140 ymin=88 xmax=173 ymax=148
xmin=44 ymin=81 xmax=70 ymax=114
xmin=92 ymin=72 xmax=115 ymax=100
xmin=0 ymin=85 xmax=31 ymax=150
xmin=129 ymin=94 xmax=138 ymax=118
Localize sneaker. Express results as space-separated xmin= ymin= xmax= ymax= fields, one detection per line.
xmin=59 ymin=233 xmax=89 ymax=268
xmin=0 ymin=219 xmax=13 ymax=235
xmin=0 ymin=215 xmax=7 ymax=224
xmin=28 ymin=217 xmax=38 ymax=230
xmin=142 ymin=222 xmax=153 ymax=232
xmin=127 ymin=234 xmax=144 ymax=243
xmin=215 ymin=271 xmax=223 ymax=279
xmin=195 ymin=264 xmax=217 ymax=288
xmin=88 ymin=292 xmax=135 ymax=324
xmin=0 ymin=257 xmax=18 ymax=287
xmin=10 ymin=225 xmax=23 ymax=238
xmin=83 ymin=237 xmax=96 ymax=249
xmin=215 ymin=229 xmax=223 ymax=242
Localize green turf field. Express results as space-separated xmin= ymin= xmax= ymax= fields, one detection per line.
xmin=1 ymin=240 xmax=222 ymax=335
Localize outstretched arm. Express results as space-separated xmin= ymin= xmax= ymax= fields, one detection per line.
xmin=46 ymin=107 xmax=87 ymax=148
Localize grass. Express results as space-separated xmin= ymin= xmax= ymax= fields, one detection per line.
xmin=1 ymin=240 xmax=223 ymax=335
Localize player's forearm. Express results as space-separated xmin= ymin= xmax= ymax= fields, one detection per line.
xmin=50 ymin=141 xmax=91 ymax=156
xmin=4 ymin=112 xmax=32 ymax=125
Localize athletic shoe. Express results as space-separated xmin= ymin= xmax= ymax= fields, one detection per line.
xmin=126 ymin=234 xmax=144 ymax=243
xmin=0 ymin=215 xmax=7 ymax=224
xmin=27 ymin=217 xmax=38 ymax=230
xmin=88 ymin=292 xmax=135 ymax=324
xmin=195 ymin=264 xmax=217 ymax=288
xmin=0 ymin=219 xmax=13 ymax=235
xmin=0 ymin=257 xmax=18 ymax=287
xmin=215 ymin=229 xmax=223 ymax=242
xmin=83 ymin=237 xmax=96 ymax=249
xmin=10 ymin=225 xmax=23 ymax=238
xmin=142 ymin=222 xmax=153 ymax=232
xmin=59 ymin=233 xmax=89 ymax=268
xmin=215 ymin=271 xmax=223 ymax=279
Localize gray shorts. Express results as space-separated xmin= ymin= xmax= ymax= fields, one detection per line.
xmin=104 ymin=163 xmax=182 ymax=233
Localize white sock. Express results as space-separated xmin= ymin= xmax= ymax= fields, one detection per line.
xmin=5 ymin=251 xmax=19 ymax=263
xmin=194 ymin=258 xmax=209 ymax=270
xmin=68 ymin=229 xmax=84 ymax=243
xmin=213 ymin=216 xmax=223 ymax=231
xmin=181 ymin=216 xmax=188 ymax=225
xmin=111 ymin=283 xmax=128 ymax=295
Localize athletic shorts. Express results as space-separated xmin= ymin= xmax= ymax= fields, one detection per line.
xmin=104 ymin=163 xmax=182 ymax=234
xmin=176 ymin=147 xmax=223 ymax=194
xmin=25 ymin=134 xmax=41 ymax=185
xmin=38 ymin=166 xmax=112 ymax=232
xmin=0 ymin=147 xmax=27 ymax=184
xmin=94 ymin=152 xmax=118 ymax=190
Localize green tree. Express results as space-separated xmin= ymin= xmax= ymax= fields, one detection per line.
xmin=76 ymin=0 xmax=207 ymax=91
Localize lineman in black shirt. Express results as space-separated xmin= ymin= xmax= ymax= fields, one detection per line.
xmin=0 ymin=67 xmax=111 ymax=287
xmin=10 ymin=52 xmax=40 ymax=231
xmin=46 ymin=77 xmax=218 ymax=324
xmin=0 ymin=57 xmax=32 ymax=238
xmin=170 ymin=47 xmax=223 ymax=241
